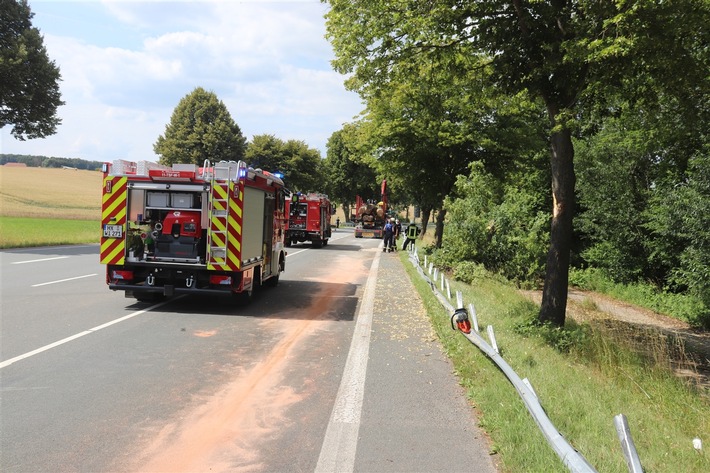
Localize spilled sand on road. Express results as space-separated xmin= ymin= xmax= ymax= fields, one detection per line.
xmin=135 ymin=256 xmax=367 ymax=472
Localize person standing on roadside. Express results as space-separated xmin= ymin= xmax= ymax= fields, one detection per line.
xmin=402 ymin=221 xmax=420 ymax=251
xmin=393 ymin=219 xmax=401 ymax=250
xmin=383 ymin=218 xmax=395 ymax=252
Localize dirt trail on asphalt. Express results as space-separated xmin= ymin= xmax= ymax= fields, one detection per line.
xmin=522 ymin=289 xmax=710 ymax=394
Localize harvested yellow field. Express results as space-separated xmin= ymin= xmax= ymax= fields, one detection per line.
xmin=0 ymin=166 xmax=102 ymax=220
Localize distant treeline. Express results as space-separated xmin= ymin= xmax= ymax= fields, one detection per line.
xmin=1 ymin=154 xmax=104 ymax=171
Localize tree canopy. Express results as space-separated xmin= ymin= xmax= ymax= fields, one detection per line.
xmin=245 ymin=134 xmax=323 ymax=193
xmin=322 ymin=124 xmax=378 ymax=211
xmin=325 ymin=0 xmax=709 ymax=326
xmin=154 ymin=87 xmax=246 ymax=166
xmin=0 ymin=0 xmax=63 ymax=140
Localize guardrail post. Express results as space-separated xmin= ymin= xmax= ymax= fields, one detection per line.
xmin=614 ymin=414 xmax=643 ymax=473
xmin=487 ymin=325 xmax=499 ymax=354
xmin=468 ymin=303 xmax=479 ymax=332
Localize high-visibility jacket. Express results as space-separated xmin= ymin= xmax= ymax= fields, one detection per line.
xmin=406 ymin=224 xmax=419 ymax=238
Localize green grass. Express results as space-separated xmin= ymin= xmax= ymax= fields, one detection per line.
xmin=401 ymin=250 xmax=709 ymax=473
xmin=0 ymin=217 xmax=99 ymax=248
xmin=570 ymin=267 xmax=709 ymax=329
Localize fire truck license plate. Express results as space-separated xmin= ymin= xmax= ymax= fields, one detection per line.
xmin=362 ymin=232 xmax=374 ymax=238
xmin=103 ymin=224 xmax=123 ymax=238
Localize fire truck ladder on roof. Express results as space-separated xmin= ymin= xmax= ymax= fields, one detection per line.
xmin=207 ymin=161 xmax=242 ymax=266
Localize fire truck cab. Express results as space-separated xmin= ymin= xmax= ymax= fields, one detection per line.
xmin=284 ymin=192 xmax=332 ymax=248
xmin=100 ymin=159 xmax=287 ymax=304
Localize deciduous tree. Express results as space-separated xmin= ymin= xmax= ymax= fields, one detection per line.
xmin=0 ymin=0 xmax=63 ymax=140
xmin=154 ymin=87 xmax=246 ymax=166
xmin=246 ymin=134 xmax=323 ymax=193
xmin=325 ymin=0 xmax=709 ymax=325
xmin=323 ymin=124 xmax=379 ymax=219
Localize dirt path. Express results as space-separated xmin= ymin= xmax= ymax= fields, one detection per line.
xmin=522 ymin=289 xmax=710 ymax=394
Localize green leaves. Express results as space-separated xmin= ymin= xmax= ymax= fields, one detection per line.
xmin=0 ymin=0 xmax=64 ymax=140
xmin=153 ymin=87 xmax=246 ymax=166
xmin=246 ymin=134 xmax=323 ymax=193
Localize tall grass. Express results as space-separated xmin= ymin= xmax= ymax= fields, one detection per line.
xmin=570 ymin=267 xmax=709 ymax=329
xmin=401 ymin=249 xmax=709 ymax=472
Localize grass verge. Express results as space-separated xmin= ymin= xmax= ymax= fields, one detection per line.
xmin=0 ymin=217 xmax=99 ymax=249
xmin=400 ymin=249 xmax=709 ymax=473
xmin=569 ymin=267 xmax=709 ymax=330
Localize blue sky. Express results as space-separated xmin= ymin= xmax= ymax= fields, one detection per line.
xmin=1 ymin=0 xmax=364 ymax=162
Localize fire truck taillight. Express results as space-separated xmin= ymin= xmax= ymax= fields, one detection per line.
xmin=210 ymin=275 xmax=232 ymax=286
xmin=111 ymin=270 xmax=134 ymax=281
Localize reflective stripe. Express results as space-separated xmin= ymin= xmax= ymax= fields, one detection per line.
xmin=100 ymin=176 xmax=127 ymax=265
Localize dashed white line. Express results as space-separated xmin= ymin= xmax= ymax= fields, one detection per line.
xmin=11 ymin=256 xmax=70 ymax=265
xmin=31 ymin=273 xmax=97 ymax=287
xmin=0 ymin=298 xmax=175 ymax=369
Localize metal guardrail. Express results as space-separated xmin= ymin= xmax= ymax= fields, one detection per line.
xmin=406 ymin=246 xmax=645 ymax=473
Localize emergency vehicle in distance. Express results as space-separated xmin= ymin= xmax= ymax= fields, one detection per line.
xmin=353 ymin=179 xmax=388 ymax=238
xmin=284 ymin=192 xmax=332 ymax=247
xmin=100 ymin=159 xmax=287 ymax=304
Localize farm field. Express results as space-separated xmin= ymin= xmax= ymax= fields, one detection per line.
xmin=0 ymin=166 xmax=102 ymax=248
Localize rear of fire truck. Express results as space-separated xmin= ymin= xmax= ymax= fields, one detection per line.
xmin=353 ymin=179 xmax=388 ymax=238
xmin=284 ymin=192 xmax=332 ymax=248
xmin=100 ymin=160 xmax=287 ymax=304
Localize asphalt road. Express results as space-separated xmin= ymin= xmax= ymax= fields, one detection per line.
xmin=1 ymin=229 xmax=496 ymax=473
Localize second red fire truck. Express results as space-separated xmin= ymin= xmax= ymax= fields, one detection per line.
xmin=284 ymin=192 xmax=332 ymax=247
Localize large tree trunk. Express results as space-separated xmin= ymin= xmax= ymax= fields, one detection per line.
xmin=539 ymin=123 xmax=576 ymax=327
xmin=434 ymin=208 xmax=446 ymax=248
xmin=420 ymin=208 xmax=432 ymax=236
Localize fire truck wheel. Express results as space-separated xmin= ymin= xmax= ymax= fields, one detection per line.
xmin=286 ymin=240 xmax=292 ymax=247
xmin=265 ymin=274 xmax=279 ymax=288
xmin=233 ymin=288 xmax=253 ymax=306
xmin=312 ymin=238 xmax=323 ymax=248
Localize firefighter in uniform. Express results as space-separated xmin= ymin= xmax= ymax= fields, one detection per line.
xmin=402 ymin=221 xmax=420 ymax=250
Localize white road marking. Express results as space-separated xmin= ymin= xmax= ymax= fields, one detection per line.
xmin=315 ymin=245 xmax=382 ymax=473
xmin=11 ymin=256 xmax=70 ymax=265
xmin=285 ymin=248 xmax=309 ymax=257
xmin=0 ymin=298 xmax=175 ymax=369
xmin=31 ymin=273 xmax=97 ymax=287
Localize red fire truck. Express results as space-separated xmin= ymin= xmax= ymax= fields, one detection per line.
xmin=284 ymin=192 xmax=332 ymax=247
xmin=100 ymin=159 xmax=287 ymax=303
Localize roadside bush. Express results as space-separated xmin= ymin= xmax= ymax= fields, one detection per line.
xmin=437 ymin=162 xmax=548 ymax=287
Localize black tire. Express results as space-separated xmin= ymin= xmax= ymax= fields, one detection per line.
xmin=264 ymin=274 xmax=279 ymax=288
xmin=232 ymin=287 xmax=253 ymax=306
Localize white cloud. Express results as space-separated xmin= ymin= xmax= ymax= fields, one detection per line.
xmin=1 ymin=0 xmax=361 ymax=162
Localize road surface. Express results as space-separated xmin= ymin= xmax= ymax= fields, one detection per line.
xmin=0 ymin=229 xmax=496 ymax=472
